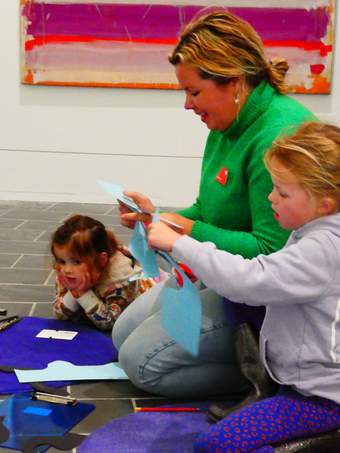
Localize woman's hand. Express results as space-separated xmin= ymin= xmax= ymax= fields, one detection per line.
xmin=147 ymin=221 xmax=182 ymax=252
xmin=119 ymin=191 xmax=155 ymax=229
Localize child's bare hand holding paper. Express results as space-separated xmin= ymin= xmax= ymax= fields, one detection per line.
xmin=148 ymin=221 xmax=182 ymax=253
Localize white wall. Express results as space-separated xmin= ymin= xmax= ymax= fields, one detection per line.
xmin=0 ymin=1 xmax=339 ymax=207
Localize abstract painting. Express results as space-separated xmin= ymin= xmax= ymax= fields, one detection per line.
xmin=20 ymin=0 xmax=335 ymax=93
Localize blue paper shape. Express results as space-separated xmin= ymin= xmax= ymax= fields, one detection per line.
xmin=97 ymin=180 xmax=141 ymax=212
xmin=129 ymin=221 xmax=160 ymax=278
xmin=97 ymin=179 xmax=159 ymax=278
xmin=0 ymin=393 xmax=94 ymax=452
xmin=97 ymin=180 xmax=182 ymax=228
xmin=15 ymin=361 xmax=128 ymax=383
xmin=158 ymin=252 xmax=201 ymax=356
xmin=24 ymin=407 xmax=52 ymax=416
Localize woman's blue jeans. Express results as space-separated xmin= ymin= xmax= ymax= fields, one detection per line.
xmin=112 ymin=279 xmax=249 ymax=398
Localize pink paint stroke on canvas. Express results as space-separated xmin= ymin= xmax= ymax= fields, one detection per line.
xmin=20 ymin=0 xmax=335 ymax=92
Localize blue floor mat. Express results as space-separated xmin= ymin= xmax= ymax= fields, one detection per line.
xmin=0 ymin=316 xmax=117 ymax=394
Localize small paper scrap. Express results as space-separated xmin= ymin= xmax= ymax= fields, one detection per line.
xmin=36 ymin=329 xmax=78 ymax=340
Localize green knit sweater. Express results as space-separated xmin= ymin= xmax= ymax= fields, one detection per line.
xmin=178 ymin=81 xmax=316 ymax=259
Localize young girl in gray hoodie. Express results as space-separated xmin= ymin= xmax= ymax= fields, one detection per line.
xmin=147 ymin=121 xmax=340 ymax=452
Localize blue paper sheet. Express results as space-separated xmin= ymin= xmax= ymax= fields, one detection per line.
xmin=129 ymin=221 xmax=160 ymax=278
xmin=97 ymin=180 xmax=141 ymax=212
xmin=15 ymin=361 xmax=128 ymax=383
xmin=97 ymin=179 xmax=160 ymax=278
xmin=96 ymin=180 xmax=202 ymax=355
xmin=0 ymin=394 xmax=94 ymax=452
xmin=158 ymin=252 xmax=202 ymax=356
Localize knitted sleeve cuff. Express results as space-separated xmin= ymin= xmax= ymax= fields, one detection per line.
xmin=62 ymin=291 xmax=79 ymax=312
xmin=77 ymin=290 xmax=99 ymax=312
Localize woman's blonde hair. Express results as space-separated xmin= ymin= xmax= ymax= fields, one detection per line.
xmin=169 ymin=10 xmax=289 ymax=93
xmin=265 ymin=122 xmax=340 ymax=205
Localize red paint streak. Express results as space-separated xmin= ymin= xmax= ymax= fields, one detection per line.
xmin=22 ymin=79 xmax=181 ymax=90
xmin=310 ymin=64 xmax=325 ymax=74
xmin=25 ymin=35 xmax=177 ymax=51
xmin=263 ymin=40 xmax=332 ymax=56
xmin=25 ymin=36 xmax=333 ymax=56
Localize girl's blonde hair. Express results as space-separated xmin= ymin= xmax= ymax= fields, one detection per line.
xmin=169 ymin=10 xmax=289 ymax=93
xmin=51 ymin=215 xmax=119 ymax=273
xmin=265 ymin=122 xmax=340 ymax=204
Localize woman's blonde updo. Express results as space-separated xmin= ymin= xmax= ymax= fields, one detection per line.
xmin=169 ymin=10 xmax=289 ymax=93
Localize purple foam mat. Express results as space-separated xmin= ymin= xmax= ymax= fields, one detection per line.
xmin=0 ymin=316 xmax=117 ymax=394
xmin=79 ymin=403 xmax=214 ymax=453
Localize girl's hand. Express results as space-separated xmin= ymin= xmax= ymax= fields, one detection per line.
xmin=147 ymin=221 xmax=182 ymax=252
xmin=70 ymin=272 xmax=93 ymax=299
xmin=119 ymin=191 xmax=154 ymax=229
xmin=56 ymin=272 xmax=68 ymax=290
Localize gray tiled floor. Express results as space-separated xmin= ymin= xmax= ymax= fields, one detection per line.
xmin=0 ymin=201 xmax=177 ymax=452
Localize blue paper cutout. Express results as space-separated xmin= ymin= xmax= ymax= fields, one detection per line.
xmin=129 ymin=221 xmax=160 ymax=278
xmin=97 ymin=180 xmax=183 ymax=229
xmin=97 ymin=180 xmax=144 ymax=213
xmin=157 ymin=252 xmax=202 ymax=356
xmin=0 ymin=393 xmax=94 ymax=452
xmin=96 ymin=180 xmax=201 ymax=353
xmin=97 ymin=179 xmax=160 ymax=278
xmin=24 ymin=406 xmax=52 ymax=416
xmin=15 ymin=361 xmax=128 ymax=383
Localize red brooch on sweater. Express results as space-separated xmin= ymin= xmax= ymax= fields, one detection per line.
xmin=215 ymin=167 xmax=228 ymax=185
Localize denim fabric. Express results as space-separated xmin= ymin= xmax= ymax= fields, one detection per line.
xmin=112 ymin=281 xmax=248 ymax=397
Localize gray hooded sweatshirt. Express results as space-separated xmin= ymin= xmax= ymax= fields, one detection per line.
xmin=172 ymin=213 xmax=340 ymax=404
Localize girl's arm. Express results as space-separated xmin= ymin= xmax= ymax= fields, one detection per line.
xmin=170 ymin=233 xmax=335 ymax=306
xmin=53 ymin=273 xmax=115 ymax=329
xmin=148 ymin=222 xmax=335 ymax=306
xmin=53 ymin=277 xmax=80 ymax=320
xmin=76 ymin=280 xmax=142 ymax=331
xmin=76 ymin=289 xmax=115 ymax=331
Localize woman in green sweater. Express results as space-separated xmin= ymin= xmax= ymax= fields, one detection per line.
xmin=112 ymin=11 xmax=315 ymax=400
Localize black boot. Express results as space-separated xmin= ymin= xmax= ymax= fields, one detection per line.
xmin=274 ymin=428 xmax=340 ymax=452
xmin=208 ymin=323 xmax=278 ymax=423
